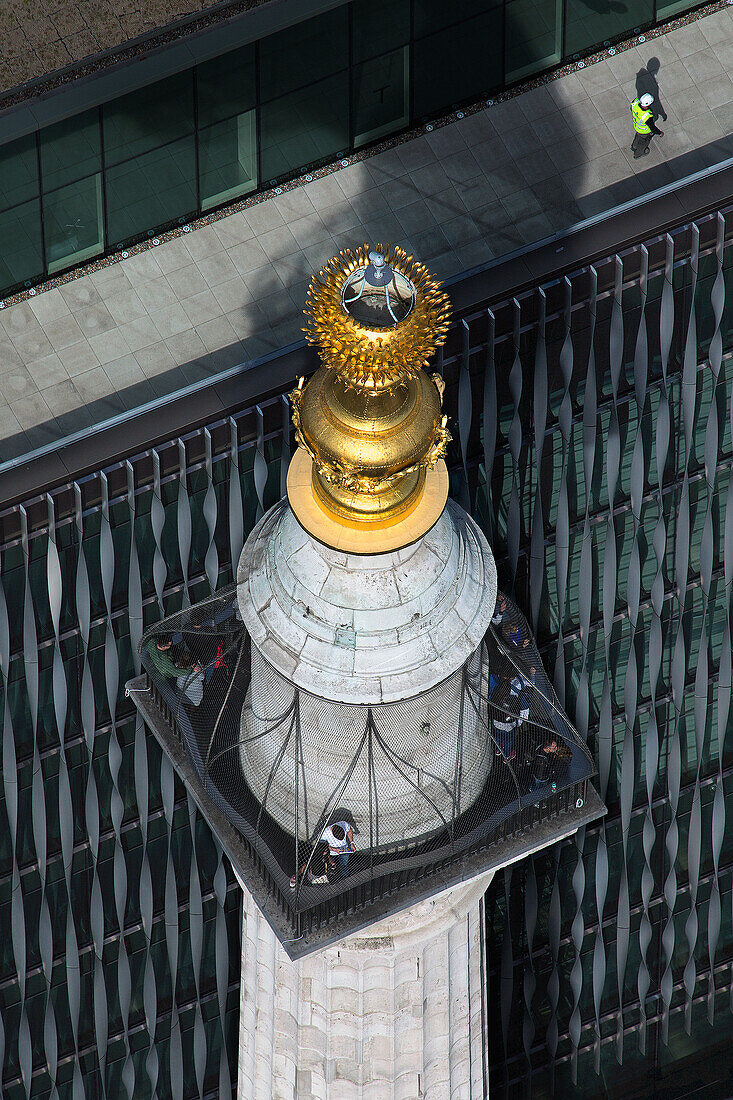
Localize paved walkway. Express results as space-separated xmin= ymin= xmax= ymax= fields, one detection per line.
xmin=0 ymin=5 xmax=732 ymax=461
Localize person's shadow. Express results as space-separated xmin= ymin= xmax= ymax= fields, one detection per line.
xmin=636 ymin=57 xmax=667 ymax=123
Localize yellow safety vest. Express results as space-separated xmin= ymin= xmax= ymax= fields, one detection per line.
xmin=631 ymin=99 xmax=652 ymax=135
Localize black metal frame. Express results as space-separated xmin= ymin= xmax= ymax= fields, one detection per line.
xmin=131 ymin=581 xmax=599 ymax=957
xmin=130 ymin=664 xmax=602 ymax=958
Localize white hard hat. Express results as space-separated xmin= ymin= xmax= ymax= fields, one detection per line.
xmin=639 ymin=93 xmax=654 ymax=108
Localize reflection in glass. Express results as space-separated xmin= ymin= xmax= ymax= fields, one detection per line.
xmin=352 ymin=0 xmax=410 ymax=62
xmin=655 ymin=0 xmax=697 ymax=15
xmin=105 ymin=137 xmax=197 ymax=245
xmin=354 ymin=48 xmax=410 ymax=147
xmin=414 ymin=0 xmax=502 ymax=39
xmin=43 ymin=175 xmax=104 ymax=274
xmin=413 ymin=10 xmax=503 ymax=118
xmin=103 ymin=72 xmax=194 ymax=165
xmin=260 ymin=74 xmax=349 ymax=182
xmin=197 ymin=44 xmax=256 ymax=128
xmin=506 ymin=0 xmax=562 ymax=81
xmin=0 ymin=200 xmax=44 ymax=289
xmin=564 ymin=0 xmax=652 ymax=56
xmin=0 ymin=134 xmax=39 ymax=213
xmin=259 ymin=8 xmax=348 ymax=101
xmin=40 ymin=110 xmax=101 ymax=193
xmin=199 ymin=111 xmax=258 ymax=210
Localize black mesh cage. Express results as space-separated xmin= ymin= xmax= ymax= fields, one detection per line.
xmin=139 ymin=586 xmax=594 ymax=941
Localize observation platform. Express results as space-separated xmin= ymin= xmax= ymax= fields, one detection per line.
xmin=128 ymin=580 xmax=604 ymax=958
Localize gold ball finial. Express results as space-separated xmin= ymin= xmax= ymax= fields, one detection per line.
xmin=288 ymin=246 xmax=452 ymax=553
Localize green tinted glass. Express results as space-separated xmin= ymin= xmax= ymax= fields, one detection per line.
xmin=565 ymin=0 xmax=653 ymax=54
xmin=655 ymin=0 xmax=699 ymax=14
xmin=505 ymin=0 xmax=562 ymax=80
xmin=0 ymin=134 xmax=39 ymax=213
xmin=197 ymin=43 xmax=256 ymax=128
xmin=199 ymin=111 xmax=258 ymax=210
xmin=260 ymin=73 xmax=349 ymax=182
xmin=0 ymin=199 xmax=44 ymax=290
xmin=413 ymin=10 xmax=503 ymax=117
xmin=259 ymin=8 xmax=348 ymax=101
xmin=43 ymin=175 xmax=104 ymax=274
xmin=354 ymin=48 xmax=410 ymax=148
xmin=352 ymin=0 xmax=410 ymax=62
xmin=103 ymin=72 xmax=194 ymax=165
xmin=40 ymin=109 xmax=101 ymax=192
xmin=105 ymin=136 xmax=196 ymax=245
xmin=414 ymin=0 xmax=501 ymax=38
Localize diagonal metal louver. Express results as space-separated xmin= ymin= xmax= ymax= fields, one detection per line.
xmin=0 ymin=196 xmax=732 ymax=1095
xmin=480 ymin=211 xmax=733 ymax=1094
xmin=0 ymin=447 xmax=246 ymax=1097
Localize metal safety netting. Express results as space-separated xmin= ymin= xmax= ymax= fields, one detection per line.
xmin=139 ymin=584 xmax=594 ymax=926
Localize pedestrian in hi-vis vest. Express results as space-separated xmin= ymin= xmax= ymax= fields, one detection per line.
xmin=630 ymin=93 xmax=664 ymax=159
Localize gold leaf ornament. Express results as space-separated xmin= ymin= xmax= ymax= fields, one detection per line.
xmin=302 ymin=244 xmax=451 ymax=391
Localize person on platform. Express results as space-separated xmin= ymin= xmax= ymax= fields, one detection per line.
xmin=174 ymin=648 xmax=205 ymax=706
xmin=290 ymin=821 xmax=357 ymax=887
xmin=509 ymin=669 xmax=533 ymax=720
xmin=491 ymin=592 xmax=508 ymax=628
xmin=492 ymin=678 xmax=518 ymax=761
xmin=529 ymin=737 xmax=572 ymax=793
xmin=147 ymin=633 xmax=183 ymax=682
xmin=290 ymin=840 xmax=330 ymax=888
xmin=183 ymin=605 xmax=229 ymax=684
xmin=502 ymin=617 xmax=531 ymax=650
xmin=322 ymin=821 xmax=356 ymax=878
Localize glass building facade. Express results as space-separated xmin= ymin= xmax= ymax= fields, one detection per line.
xmin=1 ymin=195 xmax=733 ymax=1094
xmin=478 ymin=215 xmax=733 ymax=1094
xmin=0 ymin=0 xmax=709 ymax=301
xmin=0 ymin=452 xmax=253 ymax=1097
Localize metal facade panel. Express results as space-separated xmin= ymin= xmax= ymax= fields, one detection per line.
xmin=0 ymin=201 xmax=732 ymax=1094
xmin=480 ymin=211 xmax=733 ymax=1094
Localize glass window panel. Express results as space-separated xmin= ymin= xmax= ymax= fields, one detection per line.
xmin=197 ymin=43 xmax=256 ymax=127
xmin=564 ymin=0 xmax=653 ymax=56
xmin=505 ymin=0 xmax=562 ymax=81
xmin=352 ymin=0 xmax=410 ymax=62
xmin=103 ymin=72 xmax=194 ymax=165
xmin=656 ymin=0 xmax=697 ymax=15
xmin=413 ymin=10 xmax=503 ymax=118
xmin=260 ymin=73 xmax=349 ymax=183
xmin=0 ymin=199 xmax=44 ymax=291
xmin=43 ymin=175 xmax=104 ymax=274
xmin=414 ymin=0 xmax=501 ymax=39
xmin=199 ymin=110 xmax=257 ymax=211
xmin=39 ymin=109 xmax=101 ymax=193
xmin=0 ymin=133 xmax=39 ymax=213
xmin=259 ymin=8 xmax=348 ymax=101
xmin=105 ymin=136 xmax=196 ymax=245
xmin=354 ymin=47 xmax=409 ymax=148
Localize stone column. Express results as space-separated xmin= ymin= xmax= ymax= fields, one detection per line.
xmin=237 ymin=872 xmax=492 ymax=1100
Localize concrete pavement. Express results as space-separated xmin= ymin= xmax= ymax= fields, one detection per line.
xmin=0 ymin=3 xmax=731 ymax=461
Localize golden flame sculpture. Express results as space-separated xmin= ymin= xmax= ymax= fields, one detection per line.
xmin=286 ymin=245 xmax=452 ymax=554
xmin=302 ymin=244 xmax=451 ymax=391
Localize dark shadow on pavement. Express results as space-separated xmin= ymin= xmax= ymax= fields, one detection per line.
xmin=636 ymin=57 xmax=668 ymax=124
xmin=2 ymin=96 xmax=732 ymax=465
